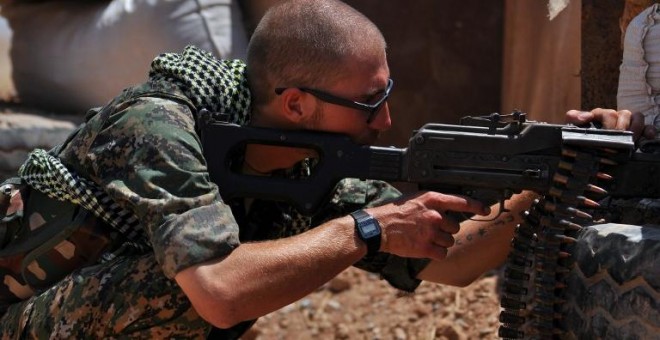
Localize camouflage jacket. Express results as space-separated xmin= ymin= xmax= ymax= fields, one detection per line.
xmin=51 ymin=75 xmax=430 ymax=291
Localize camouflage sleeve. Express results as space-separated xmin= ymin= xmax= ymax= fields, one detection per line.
xmin=319 ymin=178 xmax=431 ymax=292
xmin=62 ymin=96 xmax=240 ymax=278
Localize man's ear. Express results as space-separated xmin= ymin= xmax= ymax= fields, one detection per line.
xmin=278 ymin=88 xmax=315 ymax=124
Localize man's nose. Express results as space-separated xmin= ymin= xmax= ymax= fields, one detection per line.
xmin=369 ymin=103 xmax=392 ymax=131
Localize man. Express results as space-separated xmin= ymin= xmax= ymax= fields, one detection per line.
xmin=0 ymin=0 xmax=649 ymax=338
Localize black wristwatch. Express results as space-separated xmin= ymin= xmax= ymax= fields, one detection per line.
xmin=350 ymin=210 xmax=381 ymax=256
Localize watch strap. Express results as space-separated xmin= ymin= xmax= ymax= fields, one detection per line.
xmin=350 ymin=209 xmax=381 ymax=256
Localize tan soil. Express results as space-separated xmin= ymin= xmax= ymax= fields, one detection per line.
xmin=245 ymin=267 xmax=502 ymax=340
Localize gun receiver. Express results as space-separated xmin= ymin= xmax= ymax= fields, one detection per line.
xmin=201 ymin=113 xmax=660 ymax=215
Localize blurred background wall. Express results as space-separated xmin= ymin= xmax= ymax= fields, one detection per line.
xmin=344 ymin=0 xmax=504 ymax=147
xmin=345 ymin=0 xmax=654 ymax=148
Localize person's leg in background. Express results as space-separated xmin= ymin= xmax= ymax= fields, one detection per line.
xmin=0 ymin=15 xmax=15 ymax=103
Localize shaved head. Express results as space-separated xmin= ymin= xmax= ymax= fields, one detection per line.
xmin=246 ymin=0 xmax=387 ymax=109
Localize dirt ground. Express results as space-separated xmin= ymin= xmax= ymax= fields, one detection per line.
xmin=244 ymin=267 xmax=503 ymax=340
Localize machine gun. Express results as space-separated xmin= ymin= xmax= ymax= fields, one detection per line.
xmin=201 ymin=111 xmax=660 ymax=216
xmin=201 ymin=111 xmax=660 ymax=338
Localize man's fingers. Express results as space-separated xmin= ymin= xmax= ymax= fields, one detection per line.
xmin=566 ymin=108 xmax=647 ymax=135
xmin=433 ymin=213 xmax=460 ymax=234
xmin=590 ymin=108 xmax=619 ymax=129
xmin=431 ymin=230 xmax=455 ymax=248
xmin=425 ymin=193 xmax=490 ymax=216
xmin=630 ymin=111 xmax=646 ymax=141
xmin=615 ymin=109 xmax=632 ymax=131
xmin=565 ymin=108 xmax=618 ymax=128
xmin=565 ymin=109 xmax=592 ymax=125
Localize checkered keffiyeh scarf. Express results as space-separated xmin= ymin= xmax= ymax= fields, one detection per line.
xmin=18 ymin=46 xmax=253 ymax=250
xmin=18 ymin=149 xmax=149 ymax=253
xmin=149 ymin=45 xmax=252 ymax=124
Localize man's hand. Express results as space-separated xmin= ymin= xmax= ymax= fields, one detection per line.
xmin=566 ymin=108 xmax=656 ymax=142
xmin=365 ymin=192 xmax=489 ymax=261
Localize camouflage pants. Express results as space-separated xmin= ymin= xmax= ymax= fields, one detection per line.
xmin=0 ymin=253 xmax=210 ymax=339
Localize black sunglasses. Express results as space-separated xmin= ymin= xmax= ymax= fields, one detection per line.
xmin=275 ymin=79 xmax=394 ymax=123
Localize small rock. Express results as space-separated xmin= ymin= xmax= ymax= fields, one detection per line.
xmin=327 ymin=299 xmax=342 ymax=310
xmin=413 ymin=304 xmax=431 ymax=318
xmin=299 ymin=298 xmax=312 ymax=309
xmin=328 ymin=277 xmax=351 ymax=293
xmin=434 ymin=320 xmax=466 ymax=340
xmin=336 ymin=323 xmax=350 ymax=339
xmin=394 ymin=327 xmax=407 ymax=340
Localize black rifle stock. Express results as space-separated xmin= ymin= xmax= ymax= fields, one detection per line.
xmin=201 ymin=113 xmax=660 ymax=215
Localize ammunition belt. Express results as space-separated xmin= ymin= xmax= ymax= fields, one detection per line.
xmin=498 ymin=145 xmax=618 ymax=339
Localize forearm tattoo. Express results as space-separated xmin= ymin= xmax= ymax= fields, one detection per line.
xmin=454 ymin=215 xmax=514 ymax=246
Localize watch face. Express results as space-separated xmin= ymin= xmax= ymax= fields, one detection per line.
xmin=359 ymin=221 xmax=380 ymax=238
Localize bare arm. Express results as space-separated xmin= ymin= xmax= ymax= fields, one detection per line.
xmin=418 ymin=191 xmax=539 ymax=286
xmin=175 ymin=191 xmax=488 ymax=329
xmin=176 ymin=215 xmax=362 ymax=329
